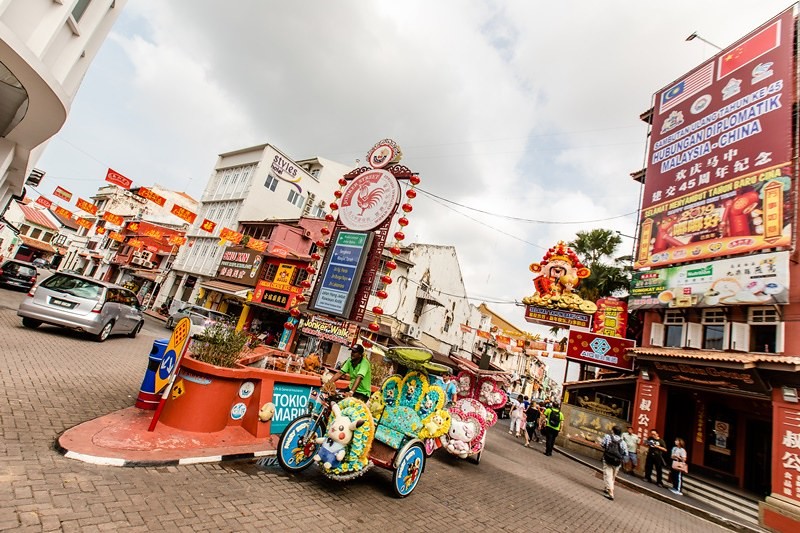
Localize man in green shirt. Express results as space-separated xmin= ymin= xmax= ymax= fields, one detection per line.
xmin=330 ymin=344 xmax=372 ymax=402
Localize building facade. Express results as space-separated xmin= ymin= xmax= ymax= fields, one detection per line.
xmin=0 ymin=0 xmax=126 ymax=215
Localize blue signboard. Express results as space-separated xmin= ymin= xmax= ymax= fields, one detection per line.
xmin=270 ymin=383 xmax=318 ymax=434
xmin=309 ymin=230 xmax=373 ymax=317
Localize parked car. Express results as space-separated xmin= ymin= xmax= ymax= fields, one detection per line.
xmin=31 ymin=258 xmax=50 ymax=269
xmin=166 ymin=304 xmax=229 ymax=338
xmin=0 ymin=259 xmax=38 ymax=291
xmin=17 ymin=272 xmax=144 ymax=342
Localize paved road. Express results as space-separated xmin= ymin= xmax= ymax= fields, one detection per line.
xmin=0 ymin=285 xmax=729 ymax=532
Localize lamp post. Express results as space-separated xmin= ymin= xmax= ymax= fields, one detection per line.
xmin=685 ymin=32 xmax=722 ymax=50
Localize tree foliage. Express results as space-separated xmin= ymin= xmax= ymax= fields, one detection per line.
xmin=569 ymin=228 xmax=632 ymax=301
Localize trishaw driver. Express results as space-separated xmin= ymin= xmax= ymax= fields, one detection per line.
xmin=329 ymin=344 xmax=372 ymax=402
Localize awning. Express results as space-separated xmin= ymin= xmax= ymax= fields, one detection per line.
xmin=130 ymin=269 xmax=159 ymax=282
xmin=200 ymin=279 xmax=251 ymax=299
xmin=564 ymin=376 xmax=637 ymax=391
xmin=18 ymin=235 xmax=57 ymax=253
xmin=416 ymin=287 xmax=444 ymax=307
xmin=630 ymin=346 xmax=800 ymax=369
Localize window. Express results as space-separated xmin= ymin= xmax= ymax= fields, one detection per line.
xmin=265 ymin=174 xmax=279 ymax=191
xmin=287 ymin=190 xmax=304 ymax=208
xmin=43 ymin=232 xmax=53 ymax=243
xmin=30 ymin=228 xmax=42 ymax=240
xmin=225 ymin=205 xmax=236 ymax=221
xmin=702 ymin=309 xmax=726 ymax=350
xmin=222 ymin=169 xmax=231 ymax=185
xmin=72 ymin=0 xmax=92 ymax=22
xmin=444 ymin=313 xmax=453 ymax=333
xmin=413 ymin=298 xmax=425 ymax=322
xmin=263 ymin=263 xmax=278 ymax=282
xmin=663 ymin=310 xmax=684 ymax=348
xmin=748 ymin=307 xmax=780 ymax=353
xmin=20 ymin=224 xmax=30 ymax=235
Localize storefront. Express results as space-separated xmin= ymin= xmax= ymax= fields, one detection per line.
xmin=630 ymin=347 xmax=800 ymax=502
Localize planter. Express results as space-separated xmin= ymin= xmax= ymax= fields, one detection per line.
xmin=159 ymin=356 xmax=344 ymax=438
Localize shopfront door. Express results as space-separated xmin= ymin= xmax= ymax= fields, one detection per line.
xmin=744 ymin=418 xmax=771 ymax=496
xmin=705 ymin=403 xmax=736 ymax=478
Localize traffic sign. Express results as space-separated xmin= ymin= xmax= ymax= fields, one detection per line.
xmin=154 ymin=317 xmax=191 ymax=394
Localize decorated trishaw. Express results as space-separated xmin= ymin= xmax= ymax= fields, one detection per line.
xmin=425 ymin=360 xmax=508 ymax=464
xmin=276 ymin=346 xmax=451 ymax=497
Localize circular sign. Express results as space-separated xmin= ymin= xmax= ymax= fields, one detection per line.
xmin=231 ymin=402 xmax=247 ymax=420
xmin=338 ymin=169 xmax=401 ymax=231
xmin=368 ymin=143 xmax=396 ymax=169
xmin=159 ymin=350 xmax=177 ymax=381
xmin=239 ymin=381 xmax=255 ymax=399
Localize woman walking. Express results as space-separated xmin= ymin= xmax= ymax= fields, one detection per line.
xmin=524 ymin=402 xmax=541 ymax=446
xmin=670 ymin=437 xmax=688 ymax=496
xmin=509 ymin=394 xmax=525 ymax=437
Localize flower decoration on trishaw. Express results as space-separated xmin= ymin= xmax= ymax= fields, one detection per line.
xmin=521 ymin=240 xmax=597 ymax=314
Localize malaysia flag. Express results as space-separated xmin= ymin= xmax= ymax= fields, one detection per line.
xmin=718 ymin=20 xmax=780 ymax=79
xmin=659 ymin=62 xmax=714 ymax=114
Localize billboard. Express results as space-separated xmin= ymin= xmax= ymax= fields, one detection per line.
xmin=637 ymin=8 xmax=795 ymax=269
xmin=308 ymin=230 xmax=374 ymax=318
xmin=566 ymin=330 xmax=635 ymax=372
xmin=629 ymin=250 xmax=789 ymax=309
xmin=216 ymin=247 xmax=263 ymax=286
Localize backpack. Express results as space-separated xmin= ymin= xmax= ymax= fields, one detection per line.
xmin=603 ymin=437 xmax=624 ymax=466
xmin=547 ymin=408 xmax=561 ymax=428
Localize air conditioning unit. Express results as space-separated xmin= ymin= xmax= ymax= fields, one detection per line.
xmin=318 ymin=200 xmax=326 ymax=208
xmin=131 ymin=257 xmax=144 ymax=265
xmin=133 ymin=251 xmax=143 ymax=258
xmin=141 ymin=251 xmax=154 ymax=262
xmin=143 ymin=261 xmax=154 ymax=269
xmin=404 ymin=323 xmax=421 ymax=340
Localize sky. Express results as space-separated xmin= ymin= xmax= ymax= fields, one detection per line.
xmin=36 ymin=0 xmax=794 ymax=334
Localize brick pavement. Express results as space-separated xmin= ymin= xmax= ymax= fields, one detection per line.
xmin=0 ymin=287 xmax=731 ymax=532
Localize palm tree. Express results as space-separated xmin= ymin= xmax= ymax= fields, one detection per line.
xmin=569 ymin=229 xmax=623 ymax=265
xmin=569 ymin=229 xmax=631 ymax=300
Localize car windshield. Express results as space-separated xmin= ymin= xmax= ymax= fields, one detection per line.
xmin=41 ymin=275 xmax=104 ymax=300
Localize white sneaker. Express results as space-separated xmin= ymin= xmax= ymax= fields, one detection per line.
xmin=669 ymin=488 xmax=683 ymax=496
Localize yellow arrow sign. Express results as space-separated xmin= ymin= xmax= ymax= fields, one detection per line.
xmin=155 ymin=317 xmax=192 ymax=394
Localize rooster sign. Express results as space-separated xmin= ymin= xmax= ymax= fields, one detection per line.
xmin=339 ymin=169 xmax=402 ymax=231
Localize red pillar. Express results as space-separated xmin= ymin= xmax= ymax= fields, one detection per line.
xmin=760 ymin=387 xmax=800 ymax=532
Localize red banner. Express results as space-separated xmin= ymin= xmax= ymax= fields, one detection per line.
xmin=199 ymin=218 xmax=217 ymax=233
xmin=95 ymin=226 xmax=107 ymax=235
xmin=566 ymin=330 xmax=635 ymax=372
xmin=246 ymin=238 xmax=267 ymax=252
xmin=75 ymin=218 xmax=93 ymax=230
xmin=128 ymin=239 xmax=144 ymax=249
xmin=144 ymin=228 xmax=163 ymax=240
xmin=35 ymin=196 xmax=52 ymax=209
xmin=170 ymin=204 xmax=197 ymax=224
xmin=126 ymin=221 xmax=140 ymax=232
xmin=137 ymin=187 xmax=166 ymax=207
xmin=219 ymin=227 xmax=243 ymax=244
xmin=167 ymin=235 xmax=187 ymax=246
xmin=53 ymin=186 xmax=72 ymax=202
xmin=76 ymin=198 xmax=98 ymax=215
xmin=476 ymin=330 xmax=491 ymax=339
xmin=53 ymin=206 xmax=73 ymax=220
xmin=105 ymin=168 xmax=132 ymax=189
xmin=591 ymin=297 xmax=628 ymax=338
xmin=108 ymin=231 xmax=125 ymax=243
xmin=460 ymin=324 xmax=473 ymax=333
xmin=102 ymin=212 xmax=124 ymax=226
xmin=638 ymin=8 xmax=795 ymax=269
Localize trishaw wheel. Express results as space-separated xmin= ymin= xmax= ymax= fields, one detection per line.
xmin=392 ymin=443 xmax=425 ymax=498
xmin=467 ymin=451 xmax=481 ymax=465
xmin=277 ymin=415 xmax=321 ymax=474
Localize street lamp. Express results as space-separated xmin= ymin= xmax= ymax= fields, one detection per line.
xmin=616 ymin=230 xmax=637 ymax=240
xmin=685 ymin=32 xmax=722 ymax=50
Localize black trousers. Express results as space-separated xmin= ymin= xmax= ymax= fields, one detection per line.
xmin=544 ymin=427 xmax=558 ymax=455
xmin=645 ymin=453 xmax=663 ymax=484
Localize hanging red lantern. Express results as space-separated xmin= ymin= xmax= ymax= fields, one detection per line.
xmin=305 ymin=265 xmax=316 ymax=274
xmin=300 ymin=279 xmax=312 ymax=289
xmin=397 ymin=217 xmax=409 ymax=227
xmin=376 ymin=290 xmax=388 ymax=299
xmin=329 ymin=202 xmax=339 ymax=211
xmin=410 ymin=175 xmax=421 ymax=186
xmin=295 ymin=294 xmax=306 ymax=303
xmin=284 ymin=321 xmax=296 ymax=330
xmin=320 ymin=227 xmax=330 ymax=235
xmin=368 ymin=322 xmax=381 ymax=332
xmin=324 ymin=214 xmax=335 ymax=222
xmin=334 ymin=190 xmax=342 ymax=198
xmin=381 ymin=275 xmax=393 ymax=284
xmin=289 ymin=308 xmax=301 ymax=318
xmin=372 ymin=306 xmax=384 ymax=315
xmin=401 ymin=203 xmax=413 ymax=213
xmin=311 ymin=252 xmax=321 ymax=261
xmin=388 ymin=246 xmax=402 ymax=256
xmin=362 ymin=339 xmax=373 ymax=349
xmin=316 ymin=239 xmax=327 ymax=248
xmin=338 ymin=178 xmax=348 ymax=186
xmin=386 ymin=261 xmax=397 ymax=270
xmin=394 ymin=231 xmax=405 ymax=241
xmin=406 ymin=189 xmax=417 ymax=199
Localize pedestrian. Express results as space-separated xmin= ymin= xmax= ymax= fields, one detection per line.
xmin=670 ymin=437 xmax=688 ymax=496
xmin=644 ymin=429 xmax=668 ymax=487
xmin=542 ymin=402 xmax=564 ymax=456
xmin=600 ymin=425 xmax=628 ymax=500
xmin=621 ymin=426 xmax=640 ymax=475
xmin=509 ymin=394 xmax=525 ymax=437
xmin=445 ymin=374 xmax=458 ymax=407
xmin=524 ymin=401 xmax=541 ymax=446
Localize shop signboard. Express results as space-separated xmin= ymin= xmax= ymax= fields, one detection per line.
xmin=525 ymin=305 xmax=591 ymax=329
xmin=308 ymin=230 xmax=374 ymax=318
xmin=637 ymin=8 xmax=795 ymax=269
xmin=216 ymin=246 xmax=263 ymax=286
xmin=773 ymin=404 xmax=800 ymax=504
xmin=592 ymin=297 xmax=628 ymax=338
xmin=300 ymin=314 xmax=357 ymax=345
xmin=651 ymin=361 xmax=769 ymax=395
xmin=632 ymin=378 xmax=660 ymax=440
xmin=629 ymin=250 xmax=789 ymax=309
xmin=566 ymin=331 xmax=635 ymax=372
xmin=270 ymin=382 xmax=318 ymax=434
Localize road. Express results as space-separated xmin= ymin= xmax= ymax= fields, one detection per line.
xmin=0 ymin=282 xmax=729 ymax=532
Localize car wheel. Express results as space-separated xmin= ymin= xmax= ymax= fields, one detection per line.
xmin=128 ymin=321 xmax=143 ymax=338
xmin=95 ymin=321 xmax=114 ymax=342
xmin=22 ymin=317 xmax=41 ymax=328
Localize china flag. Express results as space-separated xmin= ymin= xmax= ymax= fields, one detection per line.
xmin=718 ymin=20 xmax=780 ymax=78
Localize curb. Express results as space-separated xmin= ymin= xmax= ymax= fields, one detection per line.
xmin=555 ymin=447 xmax=764 ymax=533
xmin=53 ymin=433 xmax=276 ymax=468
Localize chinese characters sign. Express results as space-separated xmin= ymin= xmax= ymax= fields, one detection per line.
xmin=216 ymin=247 xmax=262 ymax=286
xmin=566 ymin=331 xmax=635 ymax=372
xmin=629 ymin=250 xmax=788 ymax=309
xmin=105 ymin=168 xmax=132 ymax=189
xmin=200 ymin=219 xmax=216 ymax=233
xmin=524 ymin=305 xmax=592 ymax=329
xmin=219 ymin=227 xmax=243 ymax=244
xmin=76 ymin=198 xmax=98 ymax=215
xmin=35 ymin=196 xmax=52 ymax=209
xmin=170 ymin=204 xmax=197 ymax=224
xmin=774 ymin=406 xmax=800 ymax=503
xmin=638 ymin=8 xmax=794 ymax=269
xmin=632 ymin=377 xmax=660 ymax=440
xmin=53 ymin=206 xmax=73 ymax=220
xmin=592 ymin=297 xmax=628 ymax=337
xmin=138 ymin=187 xmax=167 ymax=207
xmin=53 ymin=186 xmax=72 ymax=202
xmin=102 ymin=211 xmax=124 ymax=226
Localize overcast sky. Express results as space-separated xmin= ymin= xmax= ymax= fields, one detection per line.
xmin=36 ymin=0 xmax=792 ymax=333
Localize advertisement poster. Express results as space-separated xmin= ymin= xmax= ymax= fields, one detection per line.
xmin=216 ymin=247 xmax=262 ymax=286
xmin=270 ymin=383 xmax=317 ymax=434
xmin=637 ymin=8 xmax=795 ymax=269
xmin=629 ymin=250 xmax=788 ymax=309
xmin=309 ymin=231 xmax=373 ymax=318
xmin=566 ymin=331 xmax=635 ymax=372
xmin=300 ymin=314 xmax=357 ymax=345
xmin=592 ymin=297 xmax=628 ymax=338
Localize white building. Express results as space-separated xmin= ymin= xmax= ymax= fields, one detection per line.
xmin=161 ymin=144 xmax=353 ymax=306
xmin=0 ymin=0 xmax=127 ymax=216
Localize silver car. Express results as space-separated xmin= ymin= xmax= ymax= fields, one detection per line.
xmin=167 ymin=304 xmax=229 ymax=338
xmin=17 ymin=273 xmax=144 ymax=342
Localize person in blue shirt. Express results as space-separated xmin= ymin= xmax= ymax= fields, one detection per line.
xmin=445 ymin=375 xmax=458 ymax=407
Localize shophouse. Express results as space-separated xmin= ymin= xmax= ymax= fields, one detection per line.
xmin=45 ymin=205 xmax=80 ymax=269
xmin=161 ymin=144 xmax=352 ymax=309
xmin=0 ymin=0 xmax=126 ymax=216
xmin=628 ymin=7 xmax=800 ymax=530
xmin=0 ymin=199 xmax=59 ymax=263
